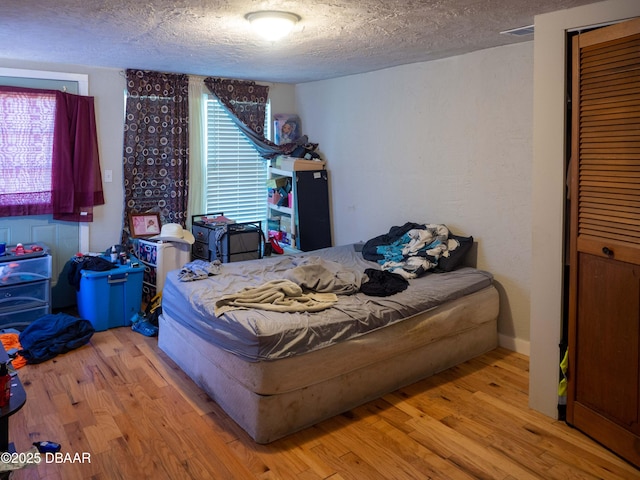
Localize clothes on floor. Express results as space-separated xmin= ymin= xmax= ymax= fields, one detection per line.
xmin=18 ymin=313 xmax=95 ymax=364
xmin=0 ymin=333 xmax=27 ymax=369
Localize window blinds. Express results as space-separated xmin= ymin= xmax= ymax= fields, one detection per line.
xmin=204 ymin=96 xmax=269 ymax=224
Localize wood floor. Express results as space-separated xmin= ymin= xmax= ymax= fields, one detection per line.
xmin=7 ymin=327 xmax=639 ymax=480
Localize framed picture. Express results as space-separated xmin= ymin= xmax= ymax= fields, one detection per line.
xmin=273 ymin=114 xmax=301 ymax=145
xmin=129 ymin=212 xmax=161 ymax=238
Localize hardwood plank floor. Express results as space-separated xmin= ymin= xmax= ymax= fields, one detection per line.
xmin=6 ymin=327 xmax=639 ymax=479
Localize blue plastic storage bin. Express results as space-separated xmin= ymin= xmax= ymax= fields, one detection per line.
xmin=76 ymin=260 xmax=144 ymax=331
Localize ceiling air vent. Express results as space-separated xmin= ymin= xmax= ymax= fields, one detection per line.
xmin=500 ymin=24 xmax=535 ymax=36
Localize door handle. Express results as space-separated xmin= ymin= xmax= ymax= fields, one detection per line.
xmin=602 ymin=246 xmax=614 ymax=257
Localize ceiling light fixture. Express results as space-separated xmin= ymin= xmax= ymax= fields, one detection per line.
xmin=245 ymin=11 xmax=300 ymax=42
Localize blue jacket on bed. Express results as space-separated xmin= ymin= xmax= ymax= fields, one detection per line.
xmin=19 ymin=313 xmax=95 ymax=364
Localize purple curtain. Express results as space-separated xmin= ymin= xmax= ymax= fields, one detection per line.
xmin=0 ymin=85 xmax=104 ymax=221
xmin=51 ymin=91 xmax=104 ymax=221
xmin=122 ymin=70 xmax=189 ymax=241
xmin=203 ymin=78 xmax=301 ymax=159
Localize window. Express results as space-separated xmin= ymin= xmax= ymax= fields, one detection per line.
xmin=0 ymin=70 xmax=84 ymax=218
xmin=204 ymin=96 xmax=270 ymax=224
xmin=0 ymin=88 xmax=56 ymax=216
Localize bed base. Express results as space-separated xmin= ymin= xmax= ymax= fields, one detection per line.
xmin=158 ymin=285 xmax=499 ymax=443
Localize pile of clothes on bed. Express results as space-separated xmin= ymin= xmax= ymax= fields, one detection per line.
xmin=362 ymin=222 xmax=474 ymax=278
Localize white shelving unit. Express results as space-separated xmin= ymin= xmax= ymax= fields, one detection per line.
xmin=267 ymin=161 xmax=332 ymax=252
xmin=267 ymin=167 xmax=297 ymax=248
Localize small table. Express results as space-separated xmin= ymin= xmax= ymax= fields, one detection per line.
xmin=0 ymin=347 xmax=26 ymax=453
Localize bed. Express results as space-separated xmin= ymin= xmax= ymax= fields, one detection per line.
xmin=158 ymin=227 xmax=499 ymax=444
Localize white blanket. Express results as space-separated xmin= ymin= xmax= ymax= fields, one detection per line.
xmin=213 ymin=258 xmax=361 ymax=316
xmin=214 ymin=279 xmax=338 ymax=316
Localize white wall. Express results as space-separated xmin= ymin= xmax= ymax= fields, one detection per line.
xmin=268 ymin=83 xmax=296 ymax=129
xmin=296 ymin=43 xmax=534 ymax=353
xmin=530 ymin=0 xmax=640 ymax=418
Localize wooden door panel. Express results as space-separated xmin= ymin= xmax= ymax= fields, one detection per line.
xmin=575 ymin=253 xmax=640 ymax=431
xmin=578 ymin=236 xmax=640 ymax=265
xmin=568 ymin=16 xmax=640 ymax=468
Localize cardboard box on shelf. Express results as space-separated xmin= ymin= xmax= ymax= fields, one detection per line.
xmin=276 ymin=157 xmax=325 ymax=171
xmin=266 ymin=176 xmax=290 ymax=189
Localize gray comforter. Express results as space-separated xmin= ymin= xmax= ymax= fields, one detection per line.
xmin=161 ymin=244 xmax=493 ymax=362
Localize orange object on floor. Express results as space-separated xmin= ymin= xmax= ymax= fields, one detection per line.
xmin=0 ymin=333 xmax=27 ymax=369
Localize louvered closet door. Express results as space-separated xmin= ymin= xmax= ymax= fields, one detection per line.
xmin=567 ymin=17 xmax=640 ymax=468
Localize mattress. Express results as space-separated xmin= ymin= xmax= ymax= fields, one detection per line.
xmin=161 ymin=244 xmax=494 ymax=362
xmin=159 ymin=284 xmax=499 ymax=442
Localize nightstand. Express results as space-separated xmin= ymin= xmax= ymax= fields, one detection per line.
xmin=0 ymin=346 xmax=26 ymax=454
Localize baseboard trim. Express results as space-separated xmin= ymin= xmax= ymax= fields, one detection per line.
xmin=498 ymin=333 xmax=530 ymax=356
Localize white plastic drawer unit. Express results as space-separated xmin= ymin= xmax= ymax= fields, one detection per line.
xmin=0 ymin=305 xmax=50 ymax=330
xmin=0 ymin=280 xmax=50 ymax=311
xmin=0 ymin=255 xmax=52 ymax=285
xmin=0 ymin=250 xmax=52 ymax=330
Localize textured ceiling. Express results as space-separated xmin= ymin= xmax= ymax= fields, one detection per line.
xmin=0 ymin=0 xmax=604 ymax=84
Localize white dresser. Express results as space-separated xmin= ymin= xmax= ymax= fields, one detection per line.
xmin=132 ymin=239 xmax=191 ymax=304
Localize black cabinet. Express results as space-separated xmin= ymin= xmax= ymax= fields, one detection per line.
xmin=295 ymin=170 xmax=331 ymax=252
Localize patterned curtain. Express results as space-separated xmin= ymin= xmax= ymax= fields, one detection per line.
xmin=203 ymin=78 xmax=269 ymax=135
xmin=122 ymin=70 xmax=189 ymax=241
xmin=203 ymin=77 xmax=301 ymax=159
